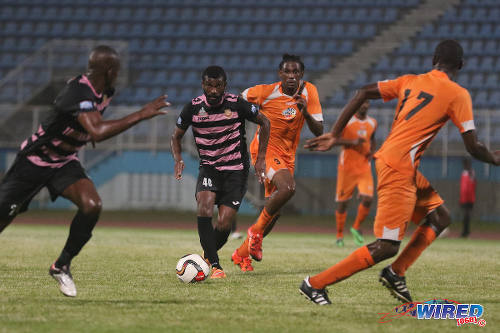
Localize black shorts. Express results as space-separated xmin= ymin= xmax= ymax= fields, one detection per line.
xmin=196 ymin=166 xmax=248 ymax=210
xmin=0 ymin=154 xmax=88 ymax=215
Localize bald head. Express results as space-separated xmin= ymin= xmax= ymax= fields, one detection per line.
xmin=88 ymin=45 xmax=120 ymax=72
xmin=87 ymin=45 xmax=120 ymax=91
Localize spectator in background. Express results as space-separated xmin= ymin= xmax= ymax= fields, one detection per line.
xmin=460 ymin=157 xmax=476 ymax=238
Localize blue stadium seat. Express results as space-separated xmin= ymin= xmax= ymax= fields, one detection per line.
xmin=479 ymin=57 xmax=494 ymax=72
xmin=470 ymin=73 xmax=483 ymax=89
xmin=485 ymin=73 xmax=498 ymax=88
xmin=474 ymin=91 xmax=488 ymax=108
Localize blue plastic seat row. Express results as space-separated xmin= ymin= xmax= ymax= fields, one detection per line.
xmin=420 ymin=23 xmax=500 ymax=38
xmin=441 ymin=7 xmax=500 ymax=23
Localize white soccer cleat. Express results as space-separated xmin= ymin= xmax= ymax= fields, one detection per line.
xmin=49 ymin=263 xmax=77 ymax=297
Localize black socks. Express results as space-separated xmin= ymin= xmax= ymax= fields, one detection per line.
xmin=56 ymin=210 xmax=99 ymax=268
xmin=197 ymin=216 xmax=220 ymax=268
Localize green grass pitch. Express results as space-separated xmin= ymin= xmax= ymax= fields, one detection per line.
xmin=0 ymin=224 xmax=498 ymax=332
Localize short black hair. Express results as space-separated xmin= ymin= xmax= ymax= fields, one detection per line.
xmin=202 ymin=65 xmax=226 ymax=81
xmin=278 ymin=54 xmax=305 ymax=71
xmin=433 ymin=40 xmax=463 ymax=70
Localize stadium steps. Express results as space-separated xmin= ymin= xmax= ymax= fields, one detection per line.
xmin=315 ymin=0 xmax=461 ymax=103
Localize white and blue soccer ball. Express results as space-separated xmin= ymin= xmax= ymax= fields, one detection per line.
xmin=176 ymin=254 xmax=210 ymax=283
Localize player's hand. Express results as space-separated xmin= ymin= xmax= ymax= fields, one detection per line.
xmin=174 ymin=160 xmax=185 ymax=180
xmin=140 ymin=95 xmax=171 ymax=120
xmin=294 ymin=95 xmax=307 ymax=113
xmin=493 ymin=150 xmax=500 ymax=166
xmin=304 ymin=133 xmax=337 ymax=151
xmin=346 ymin=137 xmax=365 ymax=147
xmin=254 ymin=157 xmax=266 ymax=184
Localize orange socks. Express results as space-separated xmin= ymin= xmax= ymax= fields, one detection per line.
xmin=391 ymin=224 xmax=437 ymax=276
xmin=309 ymin=245 xmax=375 ymax=289
xmin=335 ymin=211 xmax=347 ymax=239
xmin=352 ymin=204 xmax=370 ymax=230
xmin=236 ymin=208 xmax=274 ymax=258
xmin=237 ymin=237 xmax=250 ymax=257
xmin=252 ymin=208 xmax=273 ymax=233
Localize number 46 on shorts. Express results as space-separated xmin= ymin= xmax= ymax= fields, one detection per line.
xmin=202 ymin=177 xmax=212 ymax=187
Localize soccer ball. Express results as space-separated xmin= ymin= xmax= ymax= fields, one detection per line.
xmin=176 ymin=254 xmax=210 ymax=283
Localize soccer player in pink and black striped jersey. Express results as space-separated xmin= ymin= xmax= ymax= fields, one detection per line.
xmin=171 ymin=66 xmax=270 ymax=279
xmin=0 ymin=45 xmax=171 ymax=297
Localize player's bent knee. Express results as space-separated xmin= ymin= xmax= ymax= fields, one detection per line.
xmin=427 ymin=205 xmax=451 ymax=234
xmin=281 ymin=185 xmax=296 ymax=199
xmin=79 ymin=197 xmax=102 ymax=216
xmin=367 ymin=239 xmax=400 ymax=263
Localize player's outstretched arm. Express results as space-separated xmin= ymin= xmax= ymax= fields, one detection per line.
xmin=331 ymin=83 xmax=381 ymax=138
xmin=170 ymin=127 xmax=186 ymax=180
xmin=462 ymin=130 xmax=500 ymax=165
xmin=78 ymin=95 xmax=171 ymax=143
xmin=305 ymin=83 xmax=380 ymax=151
xmin=253 ymin=113 xmax=270 ymax=184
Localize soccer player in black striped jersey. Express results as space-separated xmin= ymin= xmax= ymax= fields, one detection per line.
xmin=0 ymin=45 xmax=171 ymax=297
xmin=171 ymin=66 xmax=270 ymax=279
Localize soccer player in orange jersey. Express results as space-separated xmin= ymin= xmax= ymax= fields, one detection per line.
xmin=332 ymin=101 xmax=376 ymax=247
xmin=299 ymin=40 xmax=500 ymax=305
xmin=231 ymin=54 xmax=324 ymax=271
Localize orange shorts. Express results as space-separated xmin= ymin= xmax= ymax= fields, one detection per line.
xmin=251 ymin=148 xmax=294 ymax=198
xmin=373 ymin=159 xmax=444 ymax=241
xmin=335 ymin=168 xmax=374 ymax=202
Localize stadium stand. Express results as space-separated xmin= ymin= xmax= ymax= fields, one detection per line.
xmin=0 ymin=0 xmax=420 ymax=106
xmin=0 ymin=0 xmax=499 ymax=219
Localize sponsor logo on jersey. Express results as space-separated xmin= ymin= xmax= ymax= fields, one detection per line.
xmin=79 ymin=100 xmax=94 ymax=110
xmin=224 ymin=109 xmax=233 ymax=118
xmin=282 ymin=107 xmax=296 ymax=120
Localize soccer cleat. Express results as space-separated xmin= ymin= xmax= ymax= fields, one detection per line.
xmin=231 ymin=250 xmax=254 ymax=272
xmin=49 ymin=263 xmax=77 ymax=297
xmin=336 ymin=238 xmax=344 ymax=247
xmin=350 ymin=227 xmax=364 ymax=246
xmin=299 ymin=276 xmax=331 ymax=305
xmin=210 ymin=267 xmax=227 ymax=279
xmin=247 ymin=228 xmax=263 ymax=261
xmin=379 ymin=265 xmax=413 ymax=303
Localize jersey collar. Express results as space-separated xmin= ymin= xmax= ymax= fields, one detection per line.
xmin=79 ymin=75 xmax=102 ymax=98
xmin=430 ymin=69 xmax=451 ymax=80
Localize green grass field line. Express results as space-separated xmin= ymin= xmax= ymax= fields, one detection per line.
xmin=0 ymin=225 xmax=498 ymax=333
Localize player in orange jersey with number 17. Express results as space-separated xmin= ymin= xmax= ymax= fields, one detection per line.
xmin=231 ymin=54 xmax=324 ymax=272
xmin=299 ymin=40 xmax=500 ymax=305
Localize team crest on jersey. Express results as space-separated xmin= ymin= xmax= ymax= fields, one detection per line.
xmin=282 ymin=107 xmax=297 ymax=120
xmin=224 ymin=109 xmax=232 ymax=118
xmin=198 ymin=107 xmax=208 ymax=116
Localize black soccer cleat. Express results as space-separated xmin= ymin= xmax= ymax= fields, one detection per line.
xmin=299 ymin=276 xmax=331 ymax=305
xmin=379 ymin=265 xmax=412 ymax=303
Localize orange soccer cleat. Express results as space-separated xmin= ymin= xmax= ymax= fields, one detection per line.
xmin=247 ymin=228 xmax=263 ymax=261
xmin=210 ymin=267 xmax=227 ymax=279
xmin=231 ymin=250 xmax=254 ymax=272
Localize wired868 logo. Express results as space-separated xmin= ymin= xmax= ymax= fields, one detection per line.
xmin=378 ymin=299 xmax=487 ymax=327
